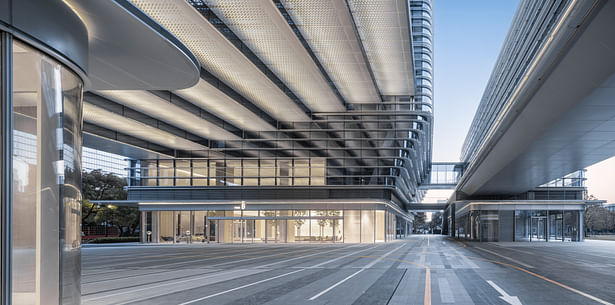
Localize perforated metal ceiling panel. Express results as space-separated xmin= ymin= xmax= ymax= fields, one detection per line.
xmin=174 ymin=79 xmax=275 ymax=132
xmin=83 ymin=103 xmax=207 ymax=151
xmin=205 ymin=0 xmax=345 ymax=112
xmin=95 ymin=90 xmax=241 ymax=141
xmin=347 ymin=0 xmax=415 ymax=96
xmin=129 ymin=0 xmax=308 ymax=122
xmin=280 ymin=0 xmax=380 ymax=104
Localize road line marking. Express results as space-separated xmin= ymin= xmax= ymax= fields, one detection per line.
xmin=466 ymin=255 xmax=614 ymax=305
xmin=474 ymin=246 xmax=534 ymax=269
xmin=487 ymin=280 xmax=522 ymax=305
xmin=178 ymin=269 xmax=305 ymax=305
xmin=308 ymin=244 xmax=405 ymax=300
xmin=260 ymin=245 xmax=374 ymax=269
xmin=308 ymin=245 xmax=381 ymax=268
xmin=309 ymin=269 xmax=364 ymax=300
xmin=83 ymin=268 xmax=255 ymax=302
xmin=424 ymin=267 xmax=431 ymax=305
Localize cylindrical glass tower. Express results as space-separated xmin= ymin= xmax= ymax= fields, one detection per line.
xmin=1 ymin=2 xmax=87 ymax=304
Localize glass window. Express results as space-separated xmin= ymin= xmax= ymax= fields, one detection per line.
xmin=311 ymin=158 xmax=326 ymax=185
xmin=12 ymin=40 xmax=84 ymax=303
xmin=192 ymin=160 xmax=207 ymax=186
xmin=193 ymin=211 xmax=206 ymax=243
xmin=260 ymin=160 xmax=275 ymax=186
xmin=175 ymin=160 xmax=191 ymax=186
xmin=226 ymin=160 xmax=241 ymax=186
xmin=344 ymin=210 xmax=361 ymax=243
xmin=361 ymin=210 xmax=375 ymax=243
xmin=277 ymin=160 xmax=291 ymax=186
xmin=243 ymin=160 xmax=258 ymax=186
xmin=294 ymin=159 xmax=309 ymax=186
xmin=158 ymin=211 xmax=174 ymax=243
xmin=375 ymin=210 xmax=385 ymax=242
xmin=210 ymin=160 xmax=225 ymax=186
xmin=293 ymin=219 xmax=310 ymax=242
xmin=158 ymin=160 xmax=173 ymax=186
xmin=176 ymin=211 xmax=191 ymax=243
xmin=254 ymin=219 xmax=265 ymax=243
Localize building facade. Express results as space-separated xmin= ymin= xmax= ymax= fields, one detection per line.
xmin=83 ymin=0 xmax=435 ymax=245
xmin=0 ymin=0 xmax=201 ymax=303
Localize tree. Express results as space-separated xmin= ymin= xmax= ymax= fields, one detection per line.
xmin=82 ymin=170 xmax=128 ymax=224
xmin=93 ymin=205 xmax=140 ymax=236
xmin=585 ymin=204 xmax=613 ymax=234
xmin=81 ymin=170 xmax=138 ymax=236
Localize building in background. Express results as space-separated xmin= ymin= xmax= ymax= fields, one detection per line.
xmin=445 ymin=0 xmax=615 ymax=242
xmin=90 ymin=0 xmax=434 ymax=244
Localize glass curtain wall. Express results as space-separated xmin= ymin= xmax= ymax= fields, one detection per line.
xmin=146 ymin=208 xmax=405 ymax=244
xmin=11 ymin=39 xmax=83 ymax=305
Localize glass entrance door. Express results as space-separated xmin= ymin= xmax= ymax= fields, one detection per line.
xmin=530 ymin=217 xmax=546 ymax=241
xmin=266 ymin=219 xmax=277 ymax=243
xmin=208 ymin=220 xmax=217 ymax=242
xmin=232 ymin=220 xmax=243 ymax=243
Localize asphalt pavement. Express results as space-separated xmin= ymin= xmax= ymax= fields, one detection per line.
xmin=81 ymin=235 xmax=615 ymax=305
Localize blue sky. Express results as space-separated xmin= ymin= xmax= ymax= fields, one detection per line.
xmin=432 ymin=0 xmax=520 ymax=161
xmin=429 ymin=0 xmax=615 ymax=202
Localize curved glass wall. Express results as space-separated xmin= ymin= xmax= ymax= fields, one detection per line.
xmin=11 ymin=39 xmax=83 ymax=305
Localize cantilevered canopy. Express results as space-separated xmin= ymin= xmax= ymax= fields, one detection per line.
xmin=68 ymin=0 xmax=200 ymax=90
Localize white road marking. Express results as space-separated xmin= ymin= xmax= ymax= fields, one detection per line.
xmin=83 ymin=268 xmax=260 ymax=302
xmin=474 ymin=247 xmax=535 ymax=269
xmin=258 ymin=244 xmax=368 ymax=269
xmin=487 ymin=280 xmax=522 ymax=305
xmin=308 ymin=244 xmax=405 ymax=300
xmin=149 ymin=247 xmax=312 ymax=269
xmin=178 ymin=269 xmax=305 ymax=305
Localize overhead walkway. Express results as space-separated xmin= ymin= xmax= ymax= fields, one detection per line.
xmin=406 ymin=203 xmax=447 ymax=212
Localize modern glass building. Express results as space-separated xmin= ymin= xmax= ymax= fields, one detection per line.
xmin=81 ymin=0 xmax=435 ymax=245
xmin=447 ymin=0 xmax=601 ymax=242
xmin=0 ymin=0 xmax=201 ymax=303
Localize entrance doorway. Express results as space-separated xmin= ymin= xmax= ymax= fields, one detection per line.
xmin=530 ymin=216 xmax=546 ymax=241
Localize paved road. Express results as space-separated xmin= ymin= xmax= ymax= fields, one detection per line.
xmin=82 ymin=235 xmax=615 ymax=305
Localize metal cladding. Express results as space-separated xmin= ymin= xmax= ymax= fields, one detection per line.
xmin=87 ymin=0 xmax=434 ymax=206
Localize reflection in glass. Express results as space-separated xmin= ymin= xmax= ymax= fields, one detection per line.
xmin=158 ymin=211 xmax=174 ymax=243
xmin=344 ymin=210 xmax=361 ymax=243
xmin=12 ymin=40 xmax=83 ymax=304
xmin=361 ymin=210 xmax=374 ymax=243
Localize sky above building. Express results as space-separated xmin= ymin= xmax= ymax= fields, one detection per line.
xmin=429 ymin=0 xmax=615 ymax=203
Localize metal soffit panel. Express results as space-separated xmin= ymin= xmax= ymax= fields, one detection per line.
xmin=129 ymin=0 xmax=308 ymax=122
xmin=347 ymin=0 xmax=414 ymax=96
xmin=83 ymin=103 xmax=207 ymax=152
xmin=279 ymin=0 xmax=380 ymax=104
xmin=68 ymin=0 xmax=200 ymax=90
xmin=95 ymin=90 xmax=241 ymax=141
xmin=205 ymin=0 xmax=345 ymax=112
xmin=174 ymin=79 xmax=275 ymax=132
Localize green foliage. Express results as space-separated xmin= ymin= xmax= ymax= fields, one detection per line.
xmin=585 ymin=204 xmax=615 ymax=233
xmin=82 ymin=170 xmax=138 ymax=236
xmin=82 ymin=169 xmax=127 ymax=201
